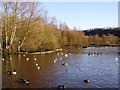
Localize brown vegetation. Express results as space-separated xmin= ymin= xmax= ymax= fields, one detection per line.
xmin=0 ymin=2 xmax=119 ymax=54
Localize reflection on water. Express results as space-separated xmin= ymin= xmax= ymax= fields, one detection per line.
xmin=2 ymin=47 xmax=119 ymax=88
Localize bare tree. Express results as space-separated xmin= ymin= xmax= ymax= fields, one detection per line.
xmin=1 ymin=2 xmax=42 ymax=53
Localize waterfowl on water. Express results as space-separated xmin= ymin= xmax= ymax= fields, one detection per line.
xmin=65 ymin=63 xmax=68 ymax=66
xmin=116 ymin=57 xmax=118 ymax=61
xmin=8 ymin=70 xmax=17 ymax=76
xmin=36 ymin=63 xmax=39 ymax=66
xmin=37 ymin=66 xmax=40 ymax=70
xmin=88 ymin=53 xmax=90 ymax=56
xmin=34 ymin=58 xmax=37 ymax=60
xmin=65 ymin=54 xmax=68 ymax=57
xmin=19 ymin=79 xmax=29 ymax=85
xmin=84 ymin=79 xmax=90 ymax=83
xmin=2 ymin=58 xmax=4 ymax=61
xmin=57 ymin=85 xmax=64 ymax=89
xmin=12 ymin=69 xmax=17 ymax=75
xmin=26 ymin=58 xmax=29 ymax=61
xmin=57 ymin=53 xmax=60 ymax=55
xmin=54 ymin=60 xmax=56 ymax=63
xmin=8 ymin=71 xmax=13 ymax=75
xmin=61 ymin=53 xmax=64 ymax=55
xmin=55 ymin=59 xmax=57 ymax=61
xmin=62 ymin=62 xmax=68 ymax=66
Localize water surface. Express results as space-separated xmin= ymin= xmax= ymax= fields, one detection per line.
xmin=2 ymin=47 xmax=119 ymax=88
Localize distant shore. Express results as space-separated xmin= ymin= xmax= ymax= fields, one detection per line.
xmin=2 ymin=45 xmax=120 ymax=55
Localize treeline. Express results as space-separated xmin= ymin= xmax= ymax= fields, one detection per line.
xmin=0 ymin=2 xmax=120 ymax=53
xmin=83 ymin=27 xmax=120 ymax=38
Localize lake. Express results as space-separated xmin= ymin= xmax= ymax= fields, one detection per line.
xmin=2 ymin=47 xmax=119 ymax=88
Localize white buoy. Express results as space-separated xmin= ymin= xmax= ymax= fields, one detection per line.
xmin=26 ymin=58 xmax=29 ymax=61
xmin=36 ymin=63 xmax=39 ymax=66
xmin=10 ymin=57 xmax=12 ymax=60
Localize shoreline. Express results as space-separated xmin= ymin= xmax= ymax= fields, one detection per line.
xmin=16 ymin=48 xmax=63 ymax=54
xmin=2 ymin=46 xmax=120 ymax=55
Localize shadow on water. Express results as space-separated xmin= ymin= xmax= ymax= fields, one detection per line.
xmin=2 ymin=47 xmax=119 ymax=88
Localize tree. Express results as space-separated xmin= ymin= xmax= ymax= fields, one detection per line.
xmin=1 ymin=2 xmax=42 ymax=53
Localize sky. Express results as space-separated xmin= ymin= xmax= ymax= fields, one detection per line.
xmin=42 ymin=2 xmax=118 ymax=30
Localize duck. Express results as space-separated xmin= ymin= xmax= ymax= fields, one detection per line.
xmin=61 ymin=53 xmax=64 ymax=55
xmin=57 ymin=85 xmax=64 ymax=89
xmin=26 ymin=58 xmax=29 ymax=61
xmin=62 ymin=62 xmax=65 ymax=65
xmin=34 ymin=58 xmax=37 ymax=60
xmin=62 ymin=62 xmax=68 ymax=66
xmin=115 ymin=57 xmax=118 ymax=61
xmin=12 ymin=69 xmax=17 ymax=75
xmin=88 ymin=53 xmax=90 ymax=56
xmin=2 ymin=58 xmax=4 ymax=61
xmin=84 ymin=79 xmax=90 ymax=83
xmin=65 ymin=54 xmax=68 ymax=57
xmin=54 ymin=60 xmax=56 ymax=63
xmin=65 ymin=63 xmax=68 ymax=66
xmin=19 ymin=79 xmax=29 ymax=85
xmin=37 ymin=66 xmax=40 ymax=70
xmin=57 ymin=53 xmax=60 ymax=55
xmin=36 ymin=63 xmax=39 ymax=66
xmin=10 ymin=57 xmax=12 ymax=60
xmin=8 ymin=71 xmax=13 ymax=75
